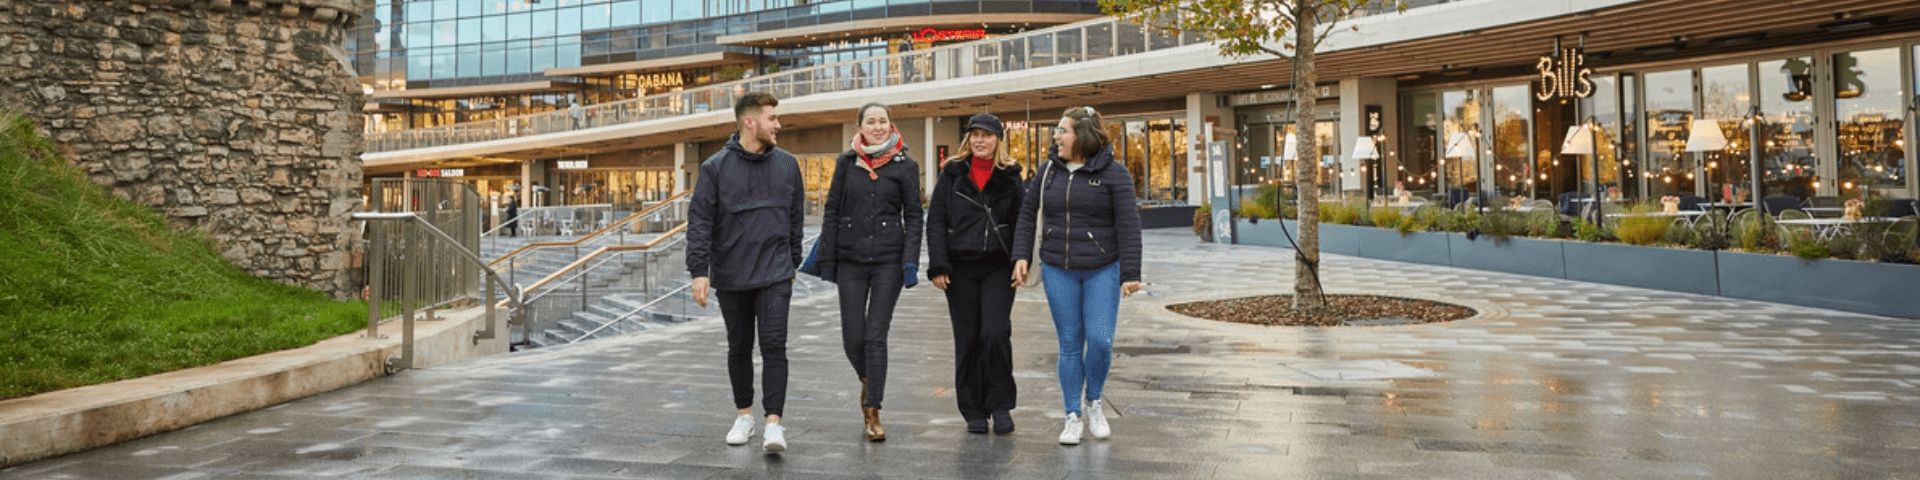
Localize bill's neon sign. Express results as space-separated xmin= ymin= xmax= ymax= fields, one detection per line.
xmin=912 ymin=27 xmax=987 ymax=43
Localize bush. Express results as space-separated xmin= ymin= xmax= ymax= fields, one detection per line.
xmin=1614 ymin=216 xmax=1671 ymax=245
xmin=1371 ymin=207 xmax=1403 ymax=231
xmin=1785 ymin=229 xmax=1830 ymax=259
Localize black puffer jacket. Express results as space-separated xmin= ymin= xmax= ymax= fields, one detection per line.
xmin=686 ymin=134 xmax=805 ymax=291
xmin=926 ymin=158 xmax=1025 ymax=278
xmin=818 ymin=148 xmax=923 ymax=279
xmin=1011 ymin=144 xmax=1143 ymax=283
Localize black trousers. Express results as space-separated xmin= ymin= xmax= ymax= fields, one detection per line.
xmin=717 ymin=281 xmax=792 ymax=417
xmin=836 ymin=261 xmax=903 ymax=408
xmin=944 ymin=261 xmax=1018 ymax=421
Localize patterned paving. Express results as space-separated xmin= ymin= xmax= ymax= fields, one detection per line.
xmin=4 ymin=229 xmax=1917 ymax=479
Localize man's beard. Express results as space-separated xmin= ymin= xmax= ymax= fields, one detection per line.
xmin=756 ymin=128 xmax=778 ymax=149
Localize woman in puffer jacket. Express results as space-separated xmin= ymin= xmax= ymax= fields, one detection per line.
xmin=1010 ymin=106 xmax=1143 ymax=446
xmin=817 ymin=102 xmax=923 ymax=442
xmin=926 ymin=113 xmax=1024 ymax=435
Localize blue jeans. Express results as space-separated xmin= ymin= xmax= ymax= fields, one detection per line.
xmin=1041 ymin=261 xmax=1120 ymax=415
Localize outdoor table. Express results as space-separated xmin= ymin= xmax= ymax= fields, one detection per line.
xmin=1802 ymin=206 xmax=1845 ymax=218
xmin=1774 ymin=217 xmax=1906 ymax=239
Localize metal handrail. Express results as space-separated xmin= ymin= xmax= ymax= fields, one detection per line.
xmin=518 ymin=223 xmax=687 ymax=297
xmin=567 ymin=235 xmax=694 ymax=344
xmin=354 ymin=211 xmax=525 ymax=373
xmin=488 ymin=191 xmax=691 ymax=268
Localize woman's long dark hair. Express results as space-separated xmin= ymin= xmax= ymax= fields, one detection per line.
xmin=1060 ymin=106 xmax=1109 ymax=161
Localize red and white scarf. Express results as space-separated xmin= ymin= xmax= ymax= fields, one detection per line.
xmin=851 ymin=126 xmax=905 ymax=180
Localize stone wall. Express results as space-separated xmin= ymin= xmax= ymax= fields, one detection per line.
xmin=0 ymin=0 xmax=365 ymax=299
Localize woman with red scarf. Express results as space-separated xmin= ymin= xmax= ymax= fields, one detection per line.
xmin=926 ymin=113 xmax=1025 ymax=434
xmin=817 ymin=102 xmax=923 ymax=442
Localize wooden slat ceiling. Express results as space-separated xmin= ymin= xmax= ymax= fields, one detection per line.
xmin=373 ymin=0 xmax=1920 ymax=174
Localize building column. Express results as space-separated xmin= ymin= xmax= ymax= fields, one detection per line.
xmin=1185 ymin=93 xmax=1234 ymax=205
xmin=674 ymin=142 xmax=694 ymax=195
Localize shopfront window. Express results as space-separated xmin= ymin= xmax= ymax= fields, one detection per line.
xmin=1440 ymin=89 xmax=1483 ymax=199
xmin=1489 ymin=85 xmax=1530 ymax=199
xmin=1758 ymin=57 xmax=1819 ymax=200
xmin=1586 ymin=75 xmax=1626 ymax=201
xmin=1833 ymin=47 xmax=1906 ymax=199
xmin=1699 ymin=63 xmax=1753 ymax=202
xmin=1642 ymin=69 xmax=1693 ymax=198
xmin=1400 ymin=93 xmax=1438 ymax=195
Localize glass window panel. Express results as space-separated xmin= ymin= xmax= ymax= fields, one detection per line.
xmin=1642 ymin=69 xmax=1693 ymax=198
xmin=1833 ymin=48 xmax=1905 ymax=197
xmin=1488 ymin=85 xmax=1530 ymax=198
xmin=407 ymin=50 xmax=432 ymax=80
xmin=1085 ymin=23 xmax=1113 ymax=60
xmin=672 ymin=0 xmax=701 ymax=21
xmin=404 ymin=22 xmax=431 ymax=50
xmin=482 ymin=14 xmax=505 ymax=42
xmin=584 ymin=2 xmax=611 ymax=30
xmin=1400 ymin=93 xmax=1439 ymax=194
xmin=1585 ymin=75 xmax=1625 ymax=200
xmin=483 ymin=48 xmax=506 ymax=76
xmin=431 ymin=51 xmax=455 ymax=78
xmin=1054 ymin=28 xmax=1080 ymax=64
xmin=1699 ymin=63 xmax=1752 ymax=202
xmin=532 ymin=9 xmax=556 ymax=37
xmin=1440 ymin=89 xmax=1482 ymax=197
xmin=612 ymin=0 xmax=641 ymax=27
xmin=1029 ymin=33 xmax=1054 ymax=68
xmin=642 ymin=0 xmax=668 ymax=24
xmin=457 ymin=48 xmax=480 ymax=77
xmin=1115 ymin=20 xmax=1145 ymax=55
xmin=530 ymin=44 xmax=556 ymax=72
xmin=1619 ymin=74 xmax=1640 ymax=200
xmin=432 ymin=0 xmax=457 ymax=20
xmin=558 ymin=7 xmax=581 ymax=37
xmin=1758 ymin=57 xmax=1818 ymax=200
xmin=457 ymin=18 xmax=479 ymax=44
xmin=555 ymin=42 xmax=581 ymax=69
xmin=508 ymin=12 xmax=531 ymax=40
xmin=459 ymin=0 xmax=482 ymax=17
xmin=1125 ymin=121 xmax=1148 ymax=198
xmin=405 ymin=1 xmax=432 ymax=25
xmin=507 ymin=43 xmax=531 ymax=74
xmin=432 ymin=20 xmax=457 ymax=45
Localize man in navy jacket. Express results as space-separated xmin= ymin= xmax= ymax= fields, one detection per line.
xmin=687 ymin=92 xmax=805 ymax=453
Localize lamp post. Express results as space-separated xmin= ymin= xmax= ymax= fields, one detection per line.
xmin=1352 ymin=135 xmax=1382 ymax=207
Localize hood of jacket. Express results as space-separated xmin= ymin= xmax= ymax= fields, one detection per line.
xmin=726 ymin=133 xmax=777 ymax=162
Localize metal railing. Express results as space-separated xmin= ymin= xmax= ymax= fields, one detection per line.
xmin=488 ymin=191 xmax=690 ymax=283
xmin=356 ymin=180 xmax=525 ymax=373
xmin=518 ymin=225 xmax=690 ymax=346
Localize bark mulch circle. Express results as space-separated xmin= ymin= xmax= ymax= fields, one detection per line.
xmin=1166 ymin=294 xmax=1475 ymax=327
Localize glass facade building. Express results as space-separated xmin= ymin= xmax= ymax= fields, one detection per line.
xmin=349 ymin=0 xmax=1102 ymax=131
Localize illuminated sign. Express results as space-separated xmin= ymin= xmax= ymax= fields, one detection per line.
xmin=415 ymin=168 xmax=465 ymax=177
xmin=1005 ymin=121 xmax=1029 ymax=130
xmin=557 ymin=160 xmax=589 ymax=169
xmin=911 ymin=27 xmax=987 ymax=43
xmin=634 ymin=72 xmax=685 ymax=90
xmin=1535 ymin=46 xmax=1594 ymax=100
xmin=440 ymin=169 xmax=465 ymax=177
xmin=416 ymin=169 xmax=440 ymax=177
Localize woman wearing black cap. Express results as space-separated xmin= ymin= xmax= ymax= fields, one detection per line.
xmin=926 ymin=113 xmax=1025 ymax=434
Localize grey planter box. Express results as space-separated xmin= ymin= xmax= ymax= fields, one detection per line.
xmin=1447 ymin=234 xmax=1568 ymax=279
xmin=1138 ymin=205 xmax=1200 ymax=230
xmin=1338 ymin=224 xmax=1450 ymax=267
xmin=1563 ymin=241 xmax=1721 ymax=296
xmin=1717 ymin=251 xmax=1920 ymax=318
xmin=1232 ymin=218 xmax=1299 ymax=249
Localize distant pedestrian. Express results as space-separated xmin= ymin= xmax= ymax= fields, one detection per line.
xmin=570 ymin=101 xmax=584 ymax=129
xmin=926 ymin=113 xmax=1023 ymax=435
xmin=686 ymin=91 xmax=804 ymax=453
xmin=817 ymin=102 xmax=922 ymax=442
xmin=1011 ymin=106 xmax=1143 ymax=445
xmin=504 ymin=196 xmax=519 ymax=237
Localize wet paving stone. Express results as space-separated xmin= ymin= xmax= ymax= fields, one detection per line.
xmin=6 ymin=229 xmax=1920 ymax=479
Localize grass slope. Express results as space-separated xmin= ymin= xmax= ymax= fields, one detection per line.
xmin=0 ymin=114 xmax=365 ymax=400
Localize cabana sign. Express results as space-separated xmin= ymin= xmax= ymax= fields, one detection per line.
xmin=912 ymin=28 xmax=986 ymax=43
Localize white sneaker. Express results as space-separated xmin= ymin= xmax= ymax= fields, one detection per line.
xmin=763 ymin=423 xmax=787 ymax=453
xmin=1058 ymin=412 xmax=1084 ymax=445
xmin=725 ymin=415 xmax=754 ymax=445
xmin=1086 ymin=399 xmax=1111 ymax=439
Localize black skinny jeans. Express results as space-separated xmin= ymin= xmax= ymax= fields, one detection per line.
xmin=718 ymin=282 xmax=792 ymax=417
xmin=944 ymin=261 xmax=1018 ymax=421
xmin=836 ymin=261 xmax=903 ymax=408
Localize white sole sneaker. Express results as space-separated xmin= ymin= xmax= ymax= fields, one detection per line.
xmin=725 ymin=415 xmax=754 ymax=445
xmin=1059 ymin=412 xmax=1084 ymax=445
xmin=763 ymin=423 xmax=787 ymax=453
xmin=1087 ymin=399 xmax=1111 ymax=439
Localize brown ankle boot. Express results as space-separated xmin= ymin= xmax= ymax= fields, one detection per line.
xmin=862 ymin=406 xmax=886 ymax=442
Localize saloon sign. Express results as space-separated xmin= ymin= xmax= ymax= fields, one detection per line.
xmin=1535 ymin=46 xmax=1594 ymax=101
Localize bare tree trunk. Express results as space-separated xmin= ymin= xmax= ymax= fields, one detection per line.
xmin=1291 ymin=0 xmax=1324 ymax=310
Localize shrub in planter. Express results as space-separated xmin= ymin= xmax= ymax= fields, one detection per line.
xmin=1615 ymin=216 xmax=1670 ymax=245
xmin=1477 ymin=210 xmax=1526 ymax=238
xmin=1371 ymin=207 xmax=1403 ymax=231
xmin=1786 ymin=229 xmax=1830 ymax=259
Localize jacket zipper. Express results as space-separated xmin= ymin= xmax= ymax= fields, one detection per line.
xmin=1063 ymin=167 xmax=1074 ymax=270
xmin=1088 ymin=231 xmax=1106 ymax=254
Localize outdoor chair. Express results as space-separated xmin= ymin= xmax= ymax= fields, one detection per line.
xmin=1881 ymin=199 xmax=1918 ymax=218
xmin=1678 ymin=194 xmax=1707 ymax=211
xmin=1761 ymin=195 xmax=1802 ymax=215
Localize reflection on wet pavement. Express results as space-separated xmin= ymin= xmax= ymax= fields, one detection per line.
xmin=4 ymin=229 xmax=1916 ymax=479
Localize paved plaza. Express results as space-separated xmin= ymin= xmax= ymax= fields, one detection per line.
xmin=4 ymin=229 xmax=1918 ymax=479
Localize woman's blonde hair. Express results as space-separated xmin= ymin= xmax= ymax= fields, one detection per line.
xmin=946 ymin=129 xmax=1016 ymax=168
